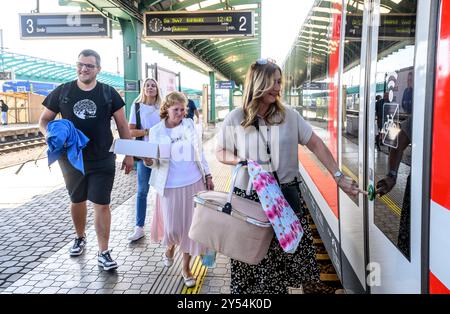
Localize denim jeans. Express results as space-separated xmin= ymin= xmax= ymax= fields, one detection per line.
xmin=136 ymin=160 xmax=152 ymax=227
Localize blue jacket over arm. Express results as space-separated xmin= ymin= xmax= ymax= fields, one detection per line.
xmin=46 ymin=119 xmax=89 ymax=174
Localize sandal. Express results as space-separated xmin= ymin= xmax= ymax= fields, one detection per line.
xmin=163 ymin=246 xmax=175 ymax=267
xmin=182 ymin=272 xmax=196 ymax=288
xmin=163 ymin=253 xmax=174 ymax=267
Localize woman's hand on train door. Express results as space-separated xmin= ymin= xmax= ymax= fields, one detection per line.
xmin=337 ymin=175 xmax=361 ymax=196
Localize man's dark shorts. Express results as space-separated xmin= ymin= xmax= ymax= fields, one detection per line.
xmin=58 ymin=154 xmax=116 ymax=205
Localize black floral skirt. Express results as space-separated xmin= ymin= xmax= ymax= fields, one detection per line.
xmin=230 ymin=184 xmax=320 ymax=294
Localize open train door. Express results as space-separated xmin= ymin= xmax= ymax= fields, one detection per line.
xmin=338 ymin=0 xmax=371 ymax=294
xmin=363 ymin=0 xmax=434 ymax=293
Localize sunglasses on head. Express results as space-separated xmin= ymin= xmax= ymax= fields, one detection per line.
xmin=255 ymin=58 xmax=276 ymax=65
xmin=76 ymin=62 xmax=97 ymax=69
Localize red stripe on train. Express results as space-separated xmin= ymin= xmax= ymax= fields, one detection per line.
xmin=298 ymin=145 xmax=338 ymax=218
xmin=430 ymin=271 xmax=450 ymax=294
xmin=327 ymin=1 xmax=342 ymax=161
xmin=295 ymin=1 xmax=341 ymax=219
xmin=431 ymin=0 xmax=450 ymax=210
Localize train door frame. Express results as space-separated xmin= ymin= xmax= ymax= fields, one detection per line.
xmin=364 ymin=0 xmax=434 ymax=293
xmin=337 ymin=0 xmax=372 ymax=294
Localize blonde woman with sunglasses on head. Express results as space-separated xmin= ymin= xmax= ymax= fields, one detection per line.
xmin=216 ymin=58 xmax=362 ymax=294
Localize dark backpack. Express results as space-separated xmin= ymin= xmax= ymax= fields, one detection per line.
xmin=58 ymin=81 xmax=113 ymax=115
xmin=134 ymin=102 xmax=143 ymax=141
xmin=132 ymin=102 xmax=144 ymax=162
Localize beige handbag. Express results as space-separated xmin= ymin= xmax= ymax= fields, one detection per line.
xmin=189 ymin=162 xmax=273 ymax=265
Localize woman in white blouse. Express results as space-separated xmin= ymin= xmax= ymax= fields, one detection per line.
xmin=144 ymin=91 xmax=214 ymax=288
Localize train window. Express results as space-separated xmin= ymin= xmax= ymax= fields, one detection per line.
xmin=373 ymin=0 xmax=416 ymax=260
xmin=341 ymin=0 xmax=364 ymax=206
xmin=293 ymin=0 xmax=341 ymax=217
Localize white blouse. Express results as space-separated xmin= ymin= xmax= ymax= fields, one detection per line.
xmin=216 ymin=106 xmax=313 ymax=190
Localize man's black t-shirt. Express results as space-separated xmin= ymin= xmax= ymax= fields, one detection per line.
xmin=43 ymin=80 xmax=125 ymax=161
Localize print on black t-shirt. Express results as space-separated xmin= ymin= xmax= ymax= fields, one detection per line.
xmin=73 ymin=99 xmax=97 ymax=119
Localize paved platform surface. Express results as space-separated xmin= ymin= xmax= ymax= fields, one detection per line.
xmin=0 ymin=155 xmax=136 ymax=292
xmin=0 ymin=125 xmax=235 ymax=294
xmin=0 ymin=124 xmax=339 ymax=294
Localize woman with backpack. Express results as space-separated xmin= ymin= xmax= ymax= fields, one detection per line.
xmin=127 ymin=78 xmax=162 ymax=241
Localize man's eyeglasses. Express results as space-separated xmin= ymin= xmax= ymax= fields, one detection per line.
xmin=255 ymin=58 xmax=276 ymax=65
xmin=76 ymin=62 xmax=97 ymax=70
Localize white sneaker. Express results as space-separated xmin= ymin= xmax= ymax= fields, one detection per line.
xmin=127 ymin=226 xmax=145 ymax=241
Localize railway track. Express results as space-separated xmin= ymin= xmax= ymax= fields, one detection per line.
xmin=0 ymin=137 xmax=47 ymax=155
xmin=305 ymin=213 xmax=343 ymax=294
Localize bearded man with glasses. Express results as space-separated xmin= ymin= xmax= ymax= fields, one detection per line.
xmin=38 ymin=49 xmax=134 ymax=271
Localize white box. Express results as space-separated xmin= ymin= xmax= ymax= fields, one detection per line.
xmin=158 ymin=143 xmax=171 ymax=159
xmin=110 ymin=139 xmax=166 ymax=159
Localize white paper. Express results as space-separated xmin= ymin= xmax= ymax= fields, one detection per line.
xmin=110 ymin=139 xmax=159 ymax=158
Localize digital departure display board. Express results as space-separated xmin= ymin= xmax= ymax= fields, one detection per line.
xmin=19 ymin=13 xmax=111 ymax=39
xmin=143 ymin=11 xmax=254 ymax=39
xmin=346 ymin=14 xmax=416 ymax=40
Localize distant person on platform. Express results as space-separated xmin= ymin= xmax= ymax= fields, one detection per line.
xmin=1 ymin=99 xmax=8 ymax=125
xmin=375 ymin=93 xmax=388 ymax=150
xmin=38 ymin=49 xmax=134 ymax=271
xmin=185 ymin=96 xmax=199 ymax=123
xmin=401 ymin=72 xmax=413 ymax=114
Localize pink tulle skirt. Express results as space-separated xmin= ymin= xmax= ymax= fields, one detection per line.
xmin=150 ymin=194 xmax=164 ymax=243
xmin=150 ymin=179 xmax=205 ymax=257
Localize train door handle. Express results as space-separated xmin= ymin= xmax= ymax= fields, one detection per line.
xmin=366 ymin=184 xmax=376 ymax=201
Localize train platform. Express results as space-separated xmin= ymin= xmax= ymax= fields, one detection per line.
xmin=0 ymin=124 xmax=341 ymax=295
xmin=0 ymin=124 xmax=41 ymax=142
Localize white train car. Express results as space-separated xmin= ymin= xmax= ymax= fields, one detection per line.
xmin=283 ymin=0 xmax=450 ymax=293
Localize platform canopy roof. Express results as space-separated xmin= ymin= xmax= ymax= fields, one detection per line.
xmin=60 ymin=0 xmax=262 ymax=86
xmin=283 ymin=0 xmax=416 ymax=89
xmin=0 ymin=50 xmax=123 ymax=89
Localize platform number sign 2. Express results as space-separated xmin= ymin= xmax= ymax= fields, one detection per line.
xmin=144 ymin=11 xmax=254 ymax=39
xmin=239 ymin=16 xmax=247 ymax=31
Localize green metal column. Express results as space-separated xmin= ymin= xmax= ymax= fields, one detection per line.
xmin=229 ymin=88 xmax=233 ymax=112
xmin=209 ymin=71 xmax=216 ymax=123
xmin=119 ymin=18 xmax=142 ymax=119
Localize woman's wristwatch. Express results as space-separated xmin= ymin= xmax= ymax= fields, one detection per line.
xmin=333 ymin=170 xmax=344 ymax=183
xmin=144 ymin=129 xmax=149 ymax=136
xmin=205 ymin=174 xmax=212 ymax=180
